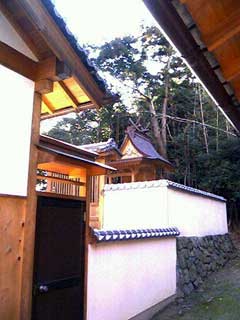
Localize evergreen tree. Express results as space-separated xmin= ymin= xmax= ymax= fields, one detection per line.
xmin=44 ymin=24 xmax=239 ymax=227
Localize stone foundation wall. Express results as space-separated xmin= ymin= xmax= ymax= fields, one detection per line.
xmin=176 ymin=234 xmax=236 ymax=298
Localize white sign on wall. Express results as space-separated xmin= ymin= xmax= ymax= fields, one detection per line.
xmin=0 ymin=65 xmax=34 ymax=196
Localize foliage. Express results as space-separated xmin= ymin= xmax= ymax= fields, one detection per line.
xmin=44 ymin=25 xmax=239 ymax=227
xmin=44 ymin=103 xmax=131 ymax=146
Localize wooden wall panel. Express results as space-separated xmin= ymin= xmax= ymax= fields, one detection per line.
xmin=0 ymin=196 xmax=26 ymax=320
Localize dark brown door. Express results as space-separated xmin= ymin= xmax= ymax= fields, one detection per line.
xmin=32 ymin=197 xmax=86 ymax=320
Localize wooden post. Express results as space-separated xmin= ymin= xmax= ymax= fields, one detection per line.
xmin=83 ymin=175 xmax=91 ymax=320
xmin=19 ymin=92 xmax=41 ymax=320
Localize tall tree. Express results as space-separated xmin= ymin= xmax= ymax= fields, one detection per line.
xmin=91 ymin=25 xmax=192 ymax=159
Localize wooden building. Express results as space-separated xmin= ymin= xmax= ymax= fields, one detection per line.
xmin=0 ymin=1 xmax=116 ymax=319
xmin=81 ymin=126 xmax=173 ymax=229
xmin=144 ymin=0 xmax=240 ymax=133
xmin=81 ymin=126 xmax=173 ymax=183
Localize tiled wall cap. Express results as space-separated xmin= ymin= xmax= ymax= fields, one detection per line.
xmin=103 ymin=179 xmax=226 ymax=202
xmin=92 ymin=227 xmax=180 ymax=243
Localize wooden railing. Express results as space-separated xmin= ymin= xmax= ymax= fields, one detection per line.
xmin=36 ymin=170 xmax=85 ymax=198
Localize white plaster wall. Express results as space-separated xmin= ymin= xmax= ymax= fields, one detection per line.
xmin=103 ymin=184 xmax=168 ymax=229
xmin=103 ymin=181 xmax=228 ymax=236
xmin=0 ymin=11 xmax=38 ymax=61
xmin=87 ymin=238 xmax=176 ymax=320
xmin=0 ymin=65 xmax=34 ymax=196
xmin=168 ymin=189 xmax=228 ymax=236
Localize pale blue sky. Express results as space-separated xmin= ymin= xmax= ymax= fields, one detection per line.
xmin=54 ymin=0 xmax=156 ymax=45
xmin=41 ymin=1 xmax=157 ymax=131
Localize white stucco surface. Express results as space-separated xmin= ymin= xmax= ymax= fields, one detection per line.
xmin=0 ymin=11 xmax=38 ymax=61
xmin=168 ymin=189 xmax=228 ymax=236
xmin=87 ymin=238 xmax=176 ymax=320
xmin=103 ymin=183 xmax=168 ymax=229
xmin=103 ymin=180 xmax=228 ymax=236
xmin=0 ymin=65 xmax=34 ymax=196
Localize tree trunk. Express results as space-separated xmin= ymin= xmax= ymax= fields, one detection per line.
xmin=161 ymin=54 xmax=172 ymax=158
xmin=147 ymin=98 xmax=166 ymax=158
xmin=198 ymin=86 xmax=209 ymax=154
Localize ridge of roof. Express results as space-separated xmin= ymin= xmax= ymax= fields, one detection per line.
xmin=124 ymin=126 xmax=173 ymax=167
xmin=41 ymin=0 xmax=108 ymax=94
xmin=79 ymin=138 xmax=122 ymax=155
xmin=104 ymin=179 xmax=226 ymax=202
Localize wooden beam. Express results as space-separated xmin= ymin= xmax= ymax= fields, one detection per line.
xmin=0 ymin=41 xmax=71 ymax=82
xmin=0 ymin=41 xmax=38 ymax=80
xmin=37 ymin=149 xmax=57 ymax=164
xmin=36 ymin=56 xmax=57 ymax=81
xmin=40 ymin=102 xmax=96 ymax=120
xmin=42 ymin=96 xmax=54 ymax=114
xmin=20 ymin=0 xmax=105 ymax=107
xmin=56 ymin=60 xmax=72 ymax=80
xmin=222 ymin=56 xmax=240 ymax=82
xmin=0 ymin=2 xmax=41 ymax=60
xmin=36 ymin=56 xmax=71 ymax=81
xmin=143 ymin=0 xmax=240 ymax=132
xmin=77 ymin=102 xmax=96 ymax=111
xmin=205 ymin=9 xmax=240 ymax=52
xmin=58 ymin=80 xmax=78 ymax=109
xmin=35 ymin=79 xmax=53 ymax=94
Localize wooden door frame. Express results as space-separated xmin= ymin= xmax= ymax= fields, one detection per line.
xmin=18 ymin=92 xmax=91 ymax=320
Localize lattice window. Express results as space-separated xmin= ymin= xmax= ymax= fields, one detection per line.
xmin=36 ymin=170 xmax=84 ymax=198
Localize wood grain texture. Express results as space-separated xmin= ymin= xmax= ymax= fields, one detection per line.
xmin=0 ymin=196 xmax=26 ymax=320
xmin=20 ymin=0 xmax=104 ymax=107
xmin=20 ymin=92 xmax=42 ymax=320
xmin=0 ymin=40 xmax=38 ymax=80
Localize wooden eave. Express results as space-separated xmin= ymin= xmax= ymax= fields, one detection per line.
xmin=109 ymin=157 xmax=173 ymax=170
xmin=0 ymin=0 xmax=117 ymax=119
xmin=37 ymin=145 xmax=116 ymax=176
xmin=144 ymin=0 xmax=240 ymax=132
xmin=39 ymin=135 xmax=97 ymax=161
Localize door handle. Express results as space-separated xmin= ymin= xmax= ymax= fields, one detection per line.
xmin=39 ymin=285 xmax=49 ymax=293
xmin=35 ymin=276 xmax=81 ymax=295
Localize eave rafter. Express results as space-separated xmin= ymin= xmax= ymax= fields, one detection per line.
xmin=0 ymin=0 xmax=117 ymax=120
xmin=42 ymin=96 xmax=54 ymax=114
xmin=58 ymin=81 xmax=78 ymax=110
xmin=143 ymin=0 xmax=240 ymax=132
xmin=0 ymin=40 xmax=96 ymax=118
xmin=222 ymin=56 xmax=240 ymax=82
xmin=0 ymin=1 xmax=42 ymax=60
xmin=20 ymin=0 xmax=105 ymax=108
xmin=204 ymin=8 xmax=240 ymax=52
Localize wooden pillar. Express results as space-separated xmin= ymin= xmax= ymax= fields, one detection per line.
xmin=83 ymin=174 xmax=91 ymax=320
xmin=131 ymin=170 xmax=135 ymax=182
xmin=19 ymin=92 xmax=41 ymax=320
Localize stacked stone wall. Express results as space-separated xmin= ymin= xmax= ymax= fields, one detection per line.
xmin=177 ymin=234 xmax=236 ymax=298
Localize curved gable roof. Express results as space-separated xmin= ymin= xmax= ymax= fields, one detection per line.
xmin=121 ymin=126 xmax=173 ymax=166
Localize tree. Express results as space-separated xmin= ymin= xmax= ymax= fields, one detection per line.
xmin=92 ymin=25 xmax=193 ymax=159
xmin=44 ymin=103 xmax=130 ymax=146
xmin=44 ymin=24 xmax=240 ymax=228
